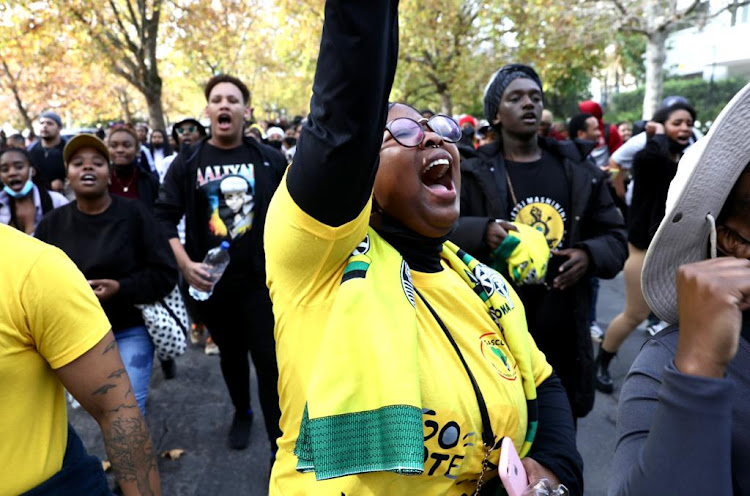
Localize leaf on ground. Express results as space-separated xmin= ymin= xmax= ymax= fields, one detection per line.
xmin=102 ymin=460 xmax=112 ymax=472
xmin=161 ymin=449 xmax=186 ymax=460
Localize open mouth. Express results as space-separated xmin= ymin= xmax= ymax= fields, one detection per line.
xmin=80 ymin=173 xmax=98 ymax=185
xmin=7 ymin=178 xmax=23 ymax=189
xmin=521 ymin=112 xmax=538 ymax=125
xmin=421 ymin=156 xmax=454 ymax=193
xmin=217 ymin=113 xmax=232 ymax=131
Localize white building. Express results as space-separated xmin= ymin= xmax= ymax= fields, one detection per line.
xmin=665 ymin=3 xmax=750 ymax=81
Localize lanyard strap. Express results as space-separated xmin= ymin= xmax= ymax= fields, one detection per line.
xmin=505 ymin=168 xmax=519 ymax=207
xmin=415 ymin=288 xmax=496 ymax=449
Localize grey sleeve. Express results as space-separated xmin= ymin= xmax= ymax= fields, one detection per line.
xmin=609 ymin=338 xmax=735 ymax=496
xmin=611 ymin=133 xmax=646 ymax=170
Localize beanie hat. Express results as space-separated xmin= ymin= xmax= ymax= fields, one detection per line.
xmin=267 ymin=127 xmax=285 ymax=139
xmin=458 ymin=115 xmax=478 ymax=129
xmin=484 ymin=64 xmax=543 ymax=126
xmin=578 ymin=100 xmax=603 ymax=120
xmin=40 ymin=111 xmax=62 ymax=128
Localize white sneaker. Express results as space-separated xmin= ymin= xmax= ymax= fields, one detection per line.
xmin=646 ymin=320 xmax=668 ymax=337
xmin=204 ymin=336 xmax=220 ymax=356
xmin=590 ymin=323 xmax=604 ymax=342
xmin=190 ymin=323 xmax=205 ymax=345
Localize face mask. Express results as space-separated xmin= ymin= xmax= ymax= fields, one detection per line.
xmin=3 ymin=179 xmax=34 ymax=198
xmin=269 ymin=140 xmax=283 ymax=150
xmin=668 ymin=137 xmax=689 ymax=154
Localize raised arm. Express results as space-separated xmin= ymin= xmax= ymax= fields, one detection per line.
xmin=286 ymin=0 xmax=400 ymax=226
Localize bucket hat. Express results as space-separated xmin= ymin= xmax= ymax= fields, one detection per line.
xmin=642 ymin=83 xmax=750 ymax=324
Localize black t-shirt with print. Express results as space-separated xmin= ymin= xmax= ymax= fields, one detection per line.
xmin=505 ymin=151 xmax=570 ymax=250
xmin=504 ymin=151 xmax=577 ymax=382
xmin=197 ymin=143 xmax=262 ymax=288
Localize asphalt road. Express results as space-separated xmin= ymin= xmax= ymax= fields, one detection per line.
xmin=70 ymin=273 xmax=645 ymax=495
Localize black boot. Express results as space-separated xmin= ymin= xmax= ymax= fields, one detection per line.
xmin=229 ymin=409 xmax=253 ymax=450
xmin=160 ymin=358 xmax=177 ymax=380
xmin=595 ymin=345 xmax=615 ymax=394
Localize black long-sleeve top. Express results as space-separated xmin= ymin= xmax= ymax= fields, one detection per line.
xmin=282 ymin=0 xmax=582 ymax=492
xmin=35 ymin=196 xmax=178 ymax=333
xmin=628 ymin=135 xmax=679 ymax=250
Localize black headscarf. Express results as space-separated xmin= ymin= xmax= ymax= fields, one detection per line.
xmin=483 ymin=64 xmax=544 ymax=128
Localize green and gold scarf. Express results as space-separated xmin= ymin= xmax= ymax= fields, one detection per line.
xmin=294 ymin=229 xmax=539 ymax=480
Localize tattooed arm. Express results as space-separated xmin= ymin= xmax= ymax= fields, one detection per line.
xmin=55 ymin=331 xmax=161 ymax=496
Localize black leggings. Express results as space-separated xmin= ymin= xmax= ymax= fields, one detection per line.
xmin=190 ymin=284 xmax=282 ymax=449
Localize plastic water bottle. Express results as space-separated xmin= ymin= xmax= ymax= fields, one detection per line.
xmin=189 ymin=241 xmax=231 ymax=301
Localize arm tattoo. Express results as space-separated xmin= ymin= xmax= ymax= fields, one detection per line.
xmin=103 ymin=339 xmax=117 ymax=355
xmin=103 ymin=416 xmax=159 ymax=496
xmin=108 ymin=368 xmax=127 ymax=379
xmin=92 ymin=383 xmax=117 ymax=396
xmin=108 ymin=403 xmax=137 ymax=413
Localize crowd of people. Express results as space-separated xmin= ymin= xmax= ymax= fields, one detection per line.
xmin=2 ymin=2 xmax=750 ymax=495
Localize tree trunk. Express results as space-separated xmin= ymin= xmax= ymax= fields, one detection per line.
xmin=117 ymin=88 xmax=133 ymax=123
xmin=440 ymin=91 xmax=453 ymax=116
xmin=642 ymin=29 xmax=668 ymax=120
xmin=1 ymin=59 xmax=34 ymax=133
xmin=145 ymin=85 xmax=166 ymax=130
xmin=11 ymin=85 xmax=34 ymax=134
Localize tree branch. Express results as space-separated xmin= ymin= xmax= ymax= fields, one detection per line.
xmin=705 ymin=0 xmax=750 ymax=20
xmin=105 ymin=0 xmax=141 ymax=56
xmin=126 ymin=0 xmax=144 ymax=40
xmin=602 ymin=0 xmax=649 ymax=34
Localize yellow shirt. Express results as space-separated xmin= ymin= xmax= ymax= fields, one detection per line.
xmin=265 ymin=181 xmax=553 ymax=495
xmin=0 ymin=224 xmax=111 ymax=495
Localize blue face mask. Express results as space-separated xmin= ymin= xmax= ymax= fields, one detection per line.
xmin=3 ymin=179 xmax=34 ymax=198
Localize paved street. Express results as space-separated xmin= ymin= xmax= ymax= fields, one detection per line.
xmin=70 ymin=273 xmax=646 ymax=495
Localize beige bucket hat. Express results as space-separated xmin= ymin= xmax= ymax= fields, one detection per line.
xmin=642 ymin=82 xmax=750 ymax=324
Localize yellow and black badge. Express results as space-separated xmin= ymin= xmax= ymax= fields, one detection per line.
xmin=511 ymin=196 xmax=567 ymax=249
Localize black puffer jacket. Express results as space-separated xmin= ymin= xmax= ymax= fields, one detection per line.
xmin=452 ymin=136 xmax=627 ymax=416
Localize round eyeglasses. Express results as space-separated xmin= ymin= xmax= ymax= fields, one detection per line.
xmin=385 ymin=114 xmax=462 ymax=148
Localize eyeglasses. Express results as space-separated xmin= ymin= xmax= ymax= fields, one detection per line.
xmin=176 ymin=126 xmax=197 ymax=134
xmin=385 ymin=115 xmax=462 ymax=148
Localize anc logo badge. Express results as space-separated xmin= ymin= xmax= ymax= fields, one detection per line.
xmin=479 ymin=332 xmax=517 ymax=380
xmin=510 ymin=196 xmax=567 ymax=249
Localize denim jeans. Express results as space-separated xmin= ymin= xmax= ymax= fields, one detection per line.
xmin=115 ymin=325 xmax=154 ymax=416
xmin=589 ymin=276 xmax=600 ymax=324
xmin=21 ymin=424 xmax=112 ymax=495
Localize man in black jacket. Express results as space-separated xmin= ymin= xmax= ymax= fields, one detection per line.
xmin=452 ymin=65 xmax=627 ymax=418
xmin=155 ymin=74 xmax=285 ymax=454
xmin=28 ymin=111 xmax=66 ymax=192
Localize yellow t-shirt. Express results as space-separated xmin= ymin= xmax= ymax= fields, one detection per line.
xmin=0 ymin=224 xmax=111 ymax=495
xmin=265 ymin=180 xmax=553 ymax=496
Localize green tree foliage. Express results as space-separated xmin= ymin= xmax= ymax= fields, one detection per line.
xmin=0 ymin=1 xmax=125 ymax=132
xmin=0 ymin=0 xmax=622 ymax=128
xmin=62 ymin=0 xmax=167 ymax=129
xmin=615 ymin=31 xmax=646 ymax=84
xmin=607 ymin=76 xmax=750 ymax=129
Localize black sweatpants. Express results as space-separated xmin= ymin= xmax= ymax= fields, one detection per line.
xmin=189 ymin=283 xmax=282 ymax=449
